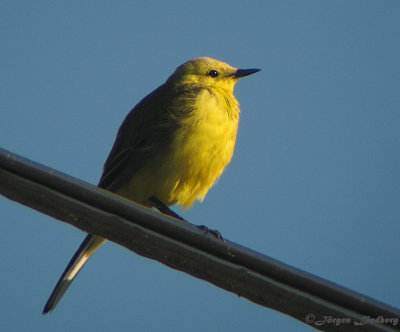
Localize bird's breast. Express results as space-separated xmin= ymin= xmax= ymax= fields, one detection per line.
xmin=164 ymin=88 xmax=240 ymax=208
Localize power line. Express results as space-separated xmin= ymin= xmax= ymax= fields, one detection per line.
xmin=1 ymin=147 xmax=399 ymax=331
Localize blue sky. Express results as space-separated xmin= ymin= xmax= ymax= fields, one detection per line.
xmin=1 ymin=1 xmax=399 ymax=331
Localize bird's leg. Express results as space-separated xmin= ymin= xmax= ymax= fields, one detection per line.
xmin=149 ymin=197 xmax=223 ymax=240
xmin=149 ymin=197 xmax=187 ymax=222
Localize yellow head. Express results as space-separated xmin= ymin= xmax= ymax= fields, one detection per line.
xmin=166 ymin=57 xmax=260 ymax=92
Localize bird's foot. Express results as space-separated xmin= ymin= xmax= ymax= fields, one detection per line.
xmin=197 ymin=225 xmax=224 ymax=241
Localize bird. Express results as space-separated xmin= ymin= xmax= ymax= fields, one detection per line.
xmin=42 ymin=57 xmax=260 ymax=314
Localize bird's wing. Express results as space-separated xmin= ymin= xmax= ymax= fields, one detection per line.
xmin=98 ymin=83 xmax=203 ymax=191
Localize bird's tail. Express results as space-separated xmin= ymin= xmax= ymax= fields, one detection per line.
xmin=42 ymin=234 xmax=106 ymax=314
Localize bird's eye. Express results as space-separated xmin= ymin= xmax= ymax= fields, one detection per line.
xmin=207 ymin=70 xmax=219 ymax=78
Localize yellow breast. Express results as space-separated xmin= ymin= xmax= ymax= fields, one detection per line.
xmin=117 ymin=86 xmax=240 ymax=210
xmin=155 ymin=87 xmax=240 ymax=208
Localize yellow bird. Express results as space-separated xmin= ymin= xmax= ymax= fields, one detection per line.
xmin=43 ymin=57 xmax=260 ymax=313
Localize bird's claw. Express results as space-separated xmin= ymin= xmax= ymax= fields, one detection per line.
xmin=197 ymin=225 xmax=224 ymax=241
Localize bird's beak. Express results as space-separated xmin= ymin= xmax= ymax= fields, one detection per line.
xmin=234 ymin=68 xmax=261 ymax=78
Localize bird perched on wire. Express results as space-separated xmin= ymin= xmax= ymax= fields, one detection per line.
xmin=43 ymin=57 xmax=260 ymax=314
